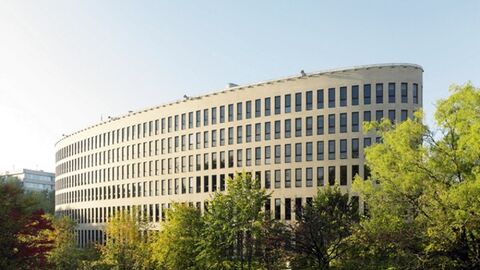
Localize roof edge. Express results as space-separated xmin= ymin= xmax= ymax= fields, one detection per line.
xmin=55 ymin=63 xmax=423 ymax=146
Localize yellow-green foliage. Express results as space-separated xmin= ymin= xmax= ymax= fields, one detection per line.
xmin=350 ymin=83 xmax=480 ymax=269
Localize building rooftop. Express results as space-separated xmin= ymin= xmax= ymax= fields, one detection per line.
xmin=56 ymin=63 xmax=423 ymax=145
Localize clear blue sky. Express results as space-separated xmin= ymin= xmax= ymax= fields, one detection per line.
xmin=0 ymin=1 xmax=478 ymax=172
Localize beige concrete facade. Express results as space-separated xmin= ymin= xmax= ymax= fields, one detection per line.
xmin=55 ymin=63 xmax=423 ymax=246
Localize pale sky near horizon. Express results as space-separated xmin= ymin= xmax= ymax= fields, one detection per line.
xmin=0 ymin=1 xmax=479 ymax=173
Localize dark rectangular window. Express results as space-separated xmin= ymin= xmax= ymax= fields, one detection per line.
xmin=236 ymin=149 xmax=242 ymax=167
xmin=295 ymin=118 xmax=302 ymax=137
xmin=275 ymin=145 xmax=281 ymax=164
xmin=275 ymin=198 xmax=281 ymax=220
xmin=376 ymin=83 xmax=383 ymax=104
xmin=401 ymin=83 xmax=408 ymax=103
xmin=328 ymin=114 xmax=335 ymax=134
xmin=364 ymin=137 xmax=372 ymax=149
xmin=352 ymin=138 xmax=359 ymax=158
xmin=274 ymin=96 xmax=281 ymax=114
xmin=255 ymin=99 xmax=261 ymax=117
xmin=255 ymin=147 xmax=262 ymax=165
xmin=265 ymin=97 xmax=271 ymax=116
xmin=265 ymin=122 xmax=271 ymax=141
xmin=196 ymin=111 xmax=201 ymax=127
xmin=275 ymin=120 xmax=281 ymax=139
xmin=413 ymin=83 xmax=419 ymax=104
xmin=265 ymin=146 xmax=272 ymax=165
xmin=328 ymin=88 xmax=335 ymax=108
xmin=237 ymin=126 xmax=243 ymax=144
xmin=388 ymin=110 xmax=396 ymax=123
xmin=328 ymin=166 xmax=335 ymax=186
xmin=228 ymin=104 xmax=234 ymax=122
xmin=265 ymin=198 xmax=270 ymax=216
xmin=274 ymin=170 xmax=281 ymax=188
xmin=211 ymin=107 xmax=217 ymax=125
xmin=352 ymin=112 xmax=359 ymax=132
xmin=388 ymin=83 xmax=396 ymax=103
xmin=246 ymin=125 xmax=252 ymax=142
xmin=317 ymin=115 xmax=324 ymax=135
xmin=364 ymin=84 xmax=371 ymax=105
xmin=285 ymin=119 xmax=291 ymax=138
xmin=220 ymin=129 xmax=225 ymax=146
xmin=306 ymin=167 xmax=313 ymax=187
xmin=364 ymin=111 xmax=371 ymax=122
xmin=306 ymin=142 xmax=313 ymax=161
xmin=188 ymin=113 xmax=193 ymax=129
xmin=285 ymin=198 xmax=291 ymax=220
xmin=401 ymin=110 xmax=408 ymax=122
xmin=317 ymin=167 xmax=324 ymax=186
xmin=352 ymin=85 xmax=359 ymax=105
xmin=328 ymin=140 xmax=335 ymax=160
xmin=306 ymin=117 xmax=313 ymax=136
xmin=340 ymin=113 xmax=347 ymax=133
xmin=317 ymin=141 xmax=324 ymax=160
xmin=180 ymin=114 xmax=185 ymax=130
xmin=295 ymin=92 xmax=302 ymax=112
xmin=228 ymin=127 xmax=234 ymax=145
xmin=285 ymin=144 xmax=291 ymax=163
xmin=295 ymin=198 xmax=302 ymax=219
xmin=237 ymin=102 xmax=242 ymax=120
xmin=376 ymin=110 xmax=384 ymax=122
xmin=306 ymin=91 xmax=313 ymax=110
xmin=295 ymin=168 xmax=302 ymax=187
xmin=196 ymin=177 xmax=201 ymax=193
xmin=340 ymin=86 xmax=347 ymax=106
xmin=204 ymin=175 xmax=209 ymax=192
xmin=255 ymin=147 xmax=261 ymax=165
xmin=212 ymin=175 xmax=217 ymax=192
xmin=255 ymin=123 xmax=261 ymax=142
xmin=340 ymin=139 xmax=347 ymax=159
xmin=285 ymin=169 xmax=291 ymax=188
xmin=317 ymin=89 xmax=324 ymax=109
xmin=246 ymin=101 xmax=252 ymax=119
xmin=228 ymin=150 xmax=233 ymax=168
xmin=340 ymin=166 xmax=347 ymax=186
xmin=352 ymin=165 xmax=359 ymax=182
xmin=204 ymin=109 xmax=209 ymax=126
xmin=285 ymin=94 xmax=291 ymax=113
xmin=295 ymin=143 xmax=302 ymax=162
xmin=220 ymin=106 xmax=225 ymax=123
xmin=265 ymin=171 xmax=271 ymax=189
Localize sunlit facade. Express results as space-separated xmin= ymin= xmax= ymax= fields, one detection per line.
xmin=55 ymin=63 xmax=423 ymax=247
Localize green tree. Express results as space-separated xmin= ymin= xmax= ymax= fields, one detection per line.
xmin=150 ymin=203 xmax=203 ymax=270
xmin=100 ymin=207 xmax=154 ymax=270
xmin=27 ymin=189 xmax=55 ymax=215
xmin=349 ymin=83 xmax=480 ymax=269
xmin=47 ymin=216 xmax=83 ymax=269
xmin=0 ymin=177 xmax=54 ymax=270
xmin=197 ymin=171 xmax=271 ymax=270
xmin=290 ymin=186 xmax=359 ymax=270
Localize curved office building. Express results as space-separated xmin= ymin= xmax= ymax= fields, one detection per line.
xmin=55 ymin=63 xmax=423 ymax=246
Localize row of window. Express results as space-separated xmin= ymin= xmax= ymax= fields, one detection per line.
xmin=57 ymin=109 xmax=411 ymax=176
xmin=56 ymin=82 xmax=420 ymax=162
xmin=56 ymin=137 xmax=374 ymax=191
xmin=57 ymin=164 xmax=367 ymax=206
xmin=60 ymin=190 xmax=360 ymax=248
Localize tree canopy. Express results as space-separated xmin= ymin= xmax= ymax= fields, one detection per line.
xmin=349 ymin=83 xmax=480 ymax=269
